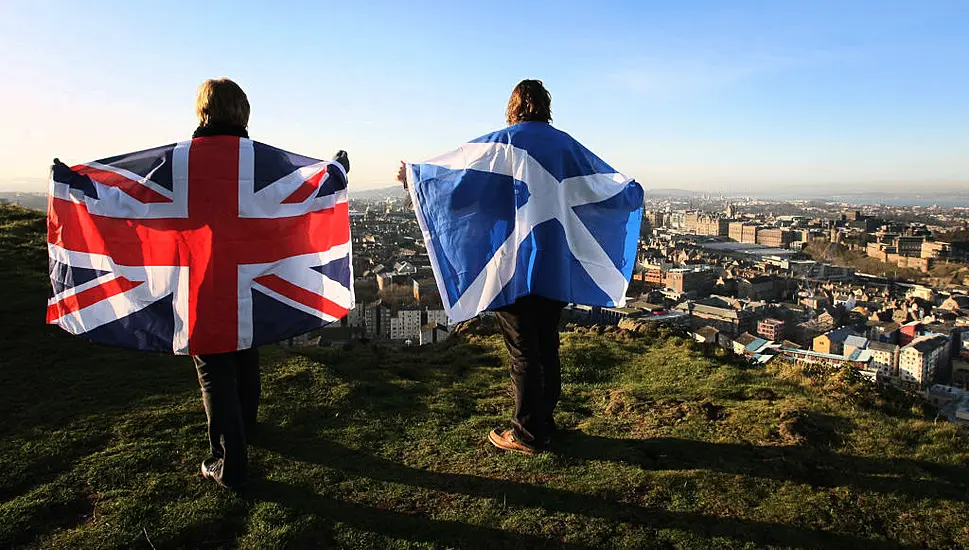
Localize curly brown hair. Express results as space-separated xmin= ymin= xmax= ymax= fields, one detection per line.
xmin=505 ymin=79 xmax=552 ymax=126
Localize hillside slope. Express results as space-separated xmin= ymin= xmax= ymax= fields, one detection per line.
xmin=2 ymin=204 xmax=968 ymax=549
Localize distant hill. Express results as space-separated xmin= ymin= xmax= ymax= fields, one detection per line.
xmin=2 ymin=202 xmax=969 ymax=549
xmin=349 ymin=185 xmax=407 ymax=201
xmin=0 ymin=192 xmax=46 ymax=212
xmin=644 ymin=187 xmax=698 ymax=198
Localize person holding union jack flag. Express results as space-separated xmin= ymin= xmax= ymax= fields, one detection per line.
xmin=397 ymin=80 xmax=644 ymax=454
xmin=188 ymin=79 xmax=350 ymax=489
xmin=47 ymin=77 xmax=354 ymax=489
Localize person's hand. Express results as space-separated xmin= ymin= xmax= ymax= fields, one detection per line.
xmin=396 ymin=161 xmax=408 ymax=190
xmin=332 ymin=150 xmax=350 ymax=174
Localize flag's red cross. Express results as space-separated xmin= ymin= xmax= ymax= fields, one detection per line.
xmin=47 ymin=136 xmax=350 ymax=354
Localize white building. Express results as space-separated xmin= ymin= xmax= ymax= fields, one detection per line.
xmin=425 ymin=309 xmax=449 ymax=328
xmin=898 ymin=335 xmax=948 ymax=388
xmin=390 ymin=307 xmax=424 ymax=341
xmin=867 ymin=341 xmax=899 ymax=379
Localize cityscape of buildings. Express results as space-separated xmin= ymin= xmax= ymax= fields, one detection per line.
xmin=310 ymin=189 xmax=969 ymax=428
xmin=6 ymin=187 xmax=969 ymax=426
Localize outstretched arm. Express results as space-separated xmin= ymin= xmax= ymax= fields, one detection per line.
xmin=396 ymin=161 xmax=408 ymax=190
xmin=332 ymin=150 xmax=350 ymax=174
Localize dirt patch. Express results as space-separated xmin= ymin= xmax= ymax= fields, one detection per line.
xmin=620 ymin=398 xmax=729 ymax=424
xmin=699 ymin=401 xmax=726 ymax=421
xmin=605 ymin=389 xmax=641 ymax=416
xmin=777 ymin=409 xmax=843 ymax=447
xmin=747 ymin=387 xmax=777 ymax=401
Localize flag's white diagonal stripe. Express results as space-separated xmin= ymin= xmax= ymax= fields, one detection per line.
xmin=562 ymin=172 xmax=632 ymax=206
xmin=249 ymin=281 xmax=342 ymax=323
xmin=48 ymin=273 xmax=118 ymax=305
xmin=84 ymin=160 xmax=175 ymax=199
xmin=56 ymin=282 xmax=157 ymax=334
xmin=561 ymin=210 xmax=629 ymax=304
xmin=448 ymin=229 xmax=522 ymax=321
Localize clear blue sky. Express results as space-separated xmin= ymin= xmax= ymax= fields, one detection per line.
xmin=1 ymin=1 xmax=967 ymax=192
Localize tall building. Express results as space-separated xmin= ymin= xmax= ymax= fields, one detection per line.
xmin=664 ymin=266 xmax=716 ymax=296
xmin=868 ymin=341 xmax=900 ymax=378
xmin=645 ymin=211 xmax=665 ymax=230
xmin=757 ymin=318 xmax=786 ymax=341
xmin=363 ymin=300 xmax=392 ymax=339
xmin=389 ymin=307 xmax=450 ymax=341
xmin=389 ymin=307 xmax=423 ymax=341
xmin=690 ymin=215 xmax=730 ymax=236
xmin=641 ymin=263 xmax=666 ymax=285
xmin=756 ymin=228 xmax=793 ymax=248
xmin=728 ymin=222 xmax=759 ymax=244
xmin=898 ymin=335 xmax=948 ymax=388
xmin=895 ymin=236 xmax=925 ymax=258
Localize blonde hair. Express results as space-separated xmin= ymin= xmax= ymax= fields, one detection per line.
xmin=195 ymin=78 xmax=250 ymax=128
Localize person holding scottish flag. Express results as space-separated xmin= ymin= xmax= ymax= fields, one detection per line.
xmin=396 ymin=79 xmax=643 ymax=454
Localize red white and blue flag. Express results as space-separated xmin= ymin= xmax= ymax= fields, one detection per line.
xmin=46 ymin=137 xmax=354 ymax=355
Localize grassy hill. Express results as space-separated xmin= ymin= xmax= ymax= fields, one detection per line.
xmin=2 ymin=203 xmax=969 ymax=549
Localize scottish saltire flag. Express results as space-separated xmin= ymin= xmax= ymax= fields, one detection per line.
xmin=47 ymin=138 xmax=354 ymax=355
xmin=406 ymin=122 xmax=643 ymax=323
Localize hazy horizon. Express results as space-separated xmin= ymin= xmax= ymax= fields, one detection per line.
xmin=2 ymin=1 xmax=968 ymax=193
xmin=6 ymin=178 xmax=968 ymax=199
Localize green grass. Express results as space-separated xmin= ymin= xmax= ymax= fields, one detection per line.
xmin=3 ymin=203 xmax=969 ymax=549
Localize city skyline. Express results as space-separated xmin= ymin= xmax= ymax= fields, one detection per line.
xmin=2 ymin=1 xmax=968 ymax=192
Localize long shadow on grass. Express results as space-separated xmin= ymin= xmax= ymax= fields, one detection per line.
xmin=558 ymin=433 xmax=969 ymax=503
xmin=0 ymin=333 xmax=197 ymax=503
xmin=269 ymin=342 xmax=501 ymax=432
xmin=252 ymin=479 xmax=597 ymax=549
xmin=0 ymin=433 xmax=110 ymax=504
xmin=0 ymin=332 xmax=195 ymax=438
xmin=259 ymin=427 xmax=898 ymax=549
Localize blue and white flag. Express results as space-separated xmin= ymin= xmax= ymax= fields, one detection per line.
xmin=406 ymin=122 xmax=643 ymax=323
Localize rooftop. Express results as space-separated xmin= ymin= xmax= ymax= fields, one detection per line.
xmin=843 ymin=335 xmax=869 ymax=349
xmin=867 ymin=341 xmax=899 ymax=353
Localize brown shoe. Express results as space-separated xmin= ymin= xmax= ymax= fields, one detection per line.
xmin=201 ymin=458 xmax=246 ymax=491
xmin=201 ymin=458 xmax=226 ymax=487
xmin=488 ymin=429 xmax=543 ymax=455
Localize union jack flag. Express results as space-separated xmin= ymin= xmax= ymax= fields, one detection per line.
xmin=47 ymin=137 xmax=354 ymax=355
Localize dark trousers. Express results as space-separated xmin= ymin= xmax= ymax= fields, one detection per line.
xmin=494 ymin=296 xmax=565 ymax=445
xmin=193 ymin=348 xmax=260 ymax=487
